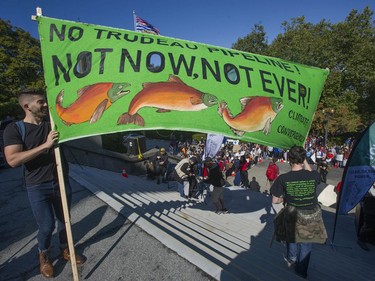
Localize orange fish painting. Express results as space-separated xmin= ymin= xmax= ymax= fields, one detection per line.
xmin=218 ymin=96 xmax=283 ymax=136
xmin=117 ymin=75 xmax=218 ymax=127
xmin=56 ymin=82 xmax=130 ymax=126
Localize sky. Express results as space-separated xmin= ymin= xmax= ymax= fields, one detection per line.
xmin=1 ymin=0 xmax=374 ymax=49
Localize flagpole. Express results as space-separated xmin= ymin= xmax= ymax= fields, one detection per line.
xmin=133 ymin=10 xmax=137 ymax=32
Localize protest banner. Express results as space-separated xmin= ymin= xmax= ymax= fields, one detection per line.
xmin=37 ymin=16 xmax=329 ymax=149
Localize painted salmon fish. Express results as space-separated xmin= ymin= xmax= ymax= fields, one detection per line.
xmin=218 ymin=96 xmax=283 ymax=136
xmin=56 ymin=82 xmax=130 ymax=126
xmin=117 ymin=75 xmax=218 ymax=127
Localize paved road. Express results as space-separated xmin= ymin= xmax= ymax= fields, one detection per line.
xmin=0 ymin=166 xmax=213 ymax=281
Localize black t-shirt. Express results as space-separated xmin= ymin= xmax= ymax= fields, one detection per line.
xmin=206 ymin=163 xmax=224 ymax=187
xmin=270 ymin=169 xmax=321 ymax=210
xmin=3 ymin=121 xmax=57 ymax=187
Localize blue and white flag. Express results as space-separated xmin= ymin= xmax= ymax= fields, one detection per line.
xmin=338 ymin=121 xmax=375 ymax=214
xmin=204 ymin=134 xmax=225 ymax=159
xmin=135 ymin=15 xmax=160 ymax=35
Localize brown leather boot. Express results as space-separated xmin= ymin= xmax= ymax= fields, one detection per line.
xmin=39 ymin=251 xmax=54 ymax=278
xmin=61 ymin=248 xmax=85 ymax=265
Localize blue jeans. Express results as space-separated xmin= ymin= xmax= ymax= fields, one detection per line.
xmin=27 ymin=180 xmax=72 ymax=252
xmin=286 ymin=242 xmax=312 ymax=278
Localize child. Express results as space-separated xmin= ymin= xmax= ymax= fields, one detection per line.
xmin=249 ymin=177 xmax=261 ymax=192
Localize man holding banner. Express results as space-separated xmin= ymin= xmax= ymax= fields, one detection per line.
xmin=3 ymin=89 xmax=85 ymax=278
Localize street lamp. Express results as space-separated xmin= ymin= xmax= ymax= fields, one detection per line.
xmin=323 ymin=109 xmax=335 ymax=147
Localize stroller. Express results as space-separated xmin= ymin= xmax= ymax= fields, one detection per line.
xmin=190 ymin=176 xmax=210 ymax=204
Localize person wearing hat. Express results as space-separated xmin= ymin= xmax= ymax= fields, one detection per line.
xmin=153 ymin=147 xmax=169 ymax=184
xmin=203 ymin=157 xmax=228 ymax=214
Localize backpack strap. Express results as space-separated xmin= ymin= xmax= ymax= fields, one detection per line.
xmin=15 ymin=120 xmax=26 ymax=187
xmin=16 ymin=120 xmax=26 ymax=142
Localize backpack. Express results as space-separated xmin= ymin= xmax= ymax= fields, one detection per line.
xmin=266 ymin=163 xmax=278 ymax=181
xmin=174 ymin=158 xmax=190 ymax=180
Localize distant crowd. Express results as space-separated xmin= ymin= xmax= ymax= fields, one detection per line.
xmin=166 ymin=134 xmax=355 ymax=172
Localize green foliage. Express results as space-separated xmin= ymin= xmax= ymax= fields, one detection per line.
xmin=0 ymin=18 xmax=44 ymax=119
xmin=232 ymin=24 xmax=269 ymax=54
xmin=232 ymin=7 xmax=375 ymax=138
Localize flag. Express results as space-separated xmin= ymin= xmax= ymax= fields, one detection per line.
xmin=337 ymin=121 xmax=375 ymax=214
xmin=135 ymin=15 xmax=160 ymax=35
xmin=204 ymin=134 xmax=225 ymax=159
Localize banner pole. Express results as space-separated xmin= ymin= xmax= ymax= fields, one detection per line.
xmin=50 ymin=117 xmax=79 ymax=281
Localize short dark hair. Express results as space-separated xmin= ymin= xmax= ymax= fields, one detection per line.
xmin=18 ymin=88 xmax=45 ymax=98
xmin=17 ymin=88 xmax=46 ymax=108
xmin=288 ymin=145 xmax=306 ymax=164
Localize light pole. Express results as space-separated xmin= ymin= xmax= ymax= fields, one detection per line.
xmin=323 ymin=109 xmax=334 ymax=147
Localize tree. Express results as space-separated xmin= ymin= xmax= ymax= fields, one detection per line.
xmin=231 ymin=7 xmax=375 ymax=140
xmin=331 ymin=7 xmax=375 ymax=130
xmin=0 ymin=19 xmax=44 ymax=119
xmin=232 ymin=24 xmax=269 ymax=54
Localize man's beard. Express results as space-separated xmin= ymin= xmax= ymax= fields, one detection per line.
xmin=33 ymin=108 xmax=49 ymax=119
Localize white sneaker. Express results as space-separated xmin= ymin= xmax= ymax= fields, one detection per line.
xmin=283 ymin=256 xmax=296 ymax=268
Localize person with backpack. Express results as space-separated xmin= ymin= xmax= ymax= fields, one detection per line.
xmin=173 ymin=156 xmax=198 ymax=199
xmin=3 ymin=89 xmax=85 ymax=278
xmin=270 ymin=145 xmax=327 ymax=279
xmin=266 ymin=157 xmax=279 ymax=188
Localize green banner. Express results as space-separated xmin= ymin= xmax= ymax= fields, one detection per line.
xmin=37 ymin=16 xmax=329 ymax=149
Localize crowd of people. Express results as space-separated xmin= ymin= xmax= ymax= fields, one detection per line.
xmin=143 ymin=132 xmax=359 ymax=204
xmin=166 ymin=134 xmax=354 ymax=171
xmin=155 ymin=134 xmax=355 ymax=193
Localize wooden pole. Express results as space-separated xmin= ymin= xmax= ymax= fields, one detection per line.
xmin=50 ymin=120 xmax=79 ymax=281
